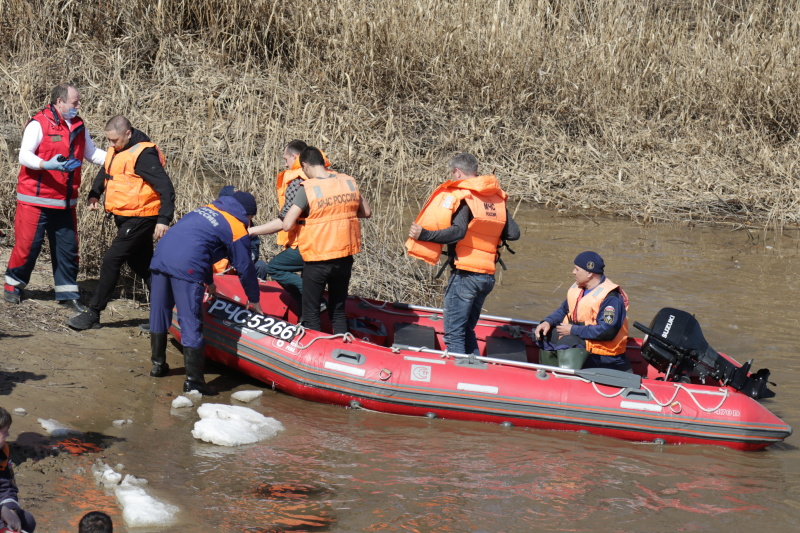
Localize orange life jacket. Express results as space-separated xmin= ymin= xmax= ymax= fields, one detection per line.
xmin=276 ymin=153 xmax=332 ymax=248
xmin=564 ymin=278 xmax=629 ymax=356
xmin=406 ymin=175 xmax=507 ymax=274
xmin=298 ymin=172 xmax=362 ymax=261
xmin=17 ymin=106 xmax=86 ymax=209
xmin=103 ymin=142 xmax=164 ymax=217
xmin=276 ymin=160 xmax=306 ymax=248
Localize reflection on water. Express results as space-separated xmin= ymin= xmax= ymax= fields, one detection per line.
xmin=88 ymin=211 xmax=800 ymax=531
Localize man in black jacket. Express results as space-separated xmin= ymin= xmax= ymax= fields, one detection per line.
xmin=68 ymin=115 xmax=175 ymax=330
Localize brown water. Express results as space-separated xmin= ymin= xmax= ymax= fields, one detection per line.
xmin=115 ymin=208 xmax=800 ymax=532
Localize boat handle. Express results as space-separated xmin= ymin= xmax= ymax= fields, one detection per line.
xmin=332 ymin=349 xmax=366 ymax=365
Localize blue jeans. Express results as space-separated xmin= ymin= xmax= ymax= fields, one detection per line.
xmin=443 ymin=269 xmax=495 ymax=355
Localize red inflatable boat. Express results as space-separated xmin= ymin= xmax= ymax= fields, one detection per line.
xmin=169 ymin=275 xmax=791 ymax=451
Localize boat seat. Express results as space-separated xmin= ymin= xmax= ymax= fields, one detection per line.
xmin=484 ymin=337 xmax=528 ymax=363
xmin=392 ymin=323 xmax=437 ymax=350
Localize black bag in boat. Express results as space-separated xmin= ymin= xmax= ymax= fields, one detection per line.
xmin=634 ymin=308 xmax=775 ymax=400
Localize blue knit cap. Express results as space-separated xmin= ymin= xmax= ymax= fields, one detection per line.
xmin=233 ymin=191 xmax=257 ymax=217
xmin=574 ymin=251 xmax=605 ymax=274
xmin=218 ymin=185 xmax=238 ymax=197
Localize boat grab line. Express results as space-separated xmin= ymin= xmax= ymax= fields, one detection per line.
xmin=641 ymin=383 xmax=729 ymax=413
xmin=294 ymin=328 xmax=355 ymax=350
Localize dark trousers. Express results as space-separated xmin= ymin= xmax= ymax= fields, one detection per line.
xmin=301 ymin=255 xmax=353 ymax=334
xmin=149 ymin=272 xmax=206 ymax=348
xmin=265 ymin=246 xmax=305 ymax=309
xmin=90 ymin=216 xmax=157 ymax=312
xmin=4 ymin=202 xmax=79 ymax=300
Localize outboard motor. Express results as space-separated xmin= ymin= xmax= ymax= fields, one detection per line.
xmin=634 ymin=308 xmax=775 ymax=400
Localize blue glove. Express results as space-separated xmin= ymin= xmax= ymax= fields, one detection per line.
xmin=41 ymin=154 xmax=81 ymax=172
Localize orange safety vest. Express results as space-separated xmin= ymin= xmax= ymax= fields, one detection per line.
xmin=276 ymin=160 xmax=306 ymax=248
xmin=276 ymin=153 xmax=332 ymax=248
xmin=564 ymin=278 xmax=629 ymax=356
xmin=406 ymin=175 xmax=507 ymax=274
xmin=298 ymin=172 xmax=362 ymax=261
xmin=103 ymin=142 xmax=165 ymax=217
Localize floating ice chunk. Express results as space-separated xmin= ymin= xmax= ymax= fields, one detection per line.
xmin=231 ymin=390 xmax=263 ymax=403
xmin=171 ymin=396 xmax=194 ymax=409
xmin=115 ymin=485 xmax=178 ymax=528
xmin=112 ymin=419 xmax=133 ymax=427
xmin=192 ymin=404 xmax=283 ymax=446
xmin=38 ymin=418 xmax=81 ymax=437
xmin=13 ymin=408 xmax=27 ymax=416
xmin=121 ymin=474 xmax=148 ymax=486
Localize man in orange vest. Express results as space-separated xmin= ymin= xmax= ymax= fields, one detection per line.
xmin=67 ymin=115 xmax=175 ymax=331
xmin=4 ymin=83 xmax=107 ymax=311
xmin=407 ymin=153 xmax=519 ymax=355
xmin=534 ymin=251 xmax=632 ymax=371
xmin=281 ymin=146 xmax=371 ymax=333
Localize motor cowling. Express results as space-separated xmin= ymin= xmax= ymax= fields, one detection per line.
xmin=635 ymin=308 xmax=775 ymax=400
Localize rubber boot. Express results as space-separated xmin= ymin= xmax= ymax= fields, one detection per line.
xmin=183 ymin=346 xmax=217 ymax=396
xmin=538 ymin=349 xmax=559 ymax=367
xmin=149 ymin=332 xmax=170 ymax=377
xmin=556 ymin=347 xmax=590 ymax=370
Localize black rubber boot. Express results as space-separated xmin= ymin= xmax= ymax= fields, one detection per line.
xmin=183 ymin=346 xmax=217 ymax=396
xmin=150 ymin=332 xmax=170 ymax=377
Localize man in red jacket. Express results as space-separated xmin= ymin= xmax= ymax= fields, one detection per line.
xmin=4 ymin=83 xmax=106 ymax=312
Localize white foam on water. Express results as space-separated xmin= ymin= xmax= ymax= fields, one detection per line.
xmin=191 ymin=403 xmax=283 ymax=446
xmin=37 ymin=418 xmax=81 ymax=437
xmin=231 ymin=390 xmax=263 ymax=403
xmin=171 ymin=396 xmax=194 ymax=409
xmin=115 ymin=485 xmax=179 ymax=528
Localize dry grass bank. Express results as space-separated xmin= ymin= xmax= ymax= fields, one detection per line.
xmin=1 ymin=0 xmax=799 ymax=304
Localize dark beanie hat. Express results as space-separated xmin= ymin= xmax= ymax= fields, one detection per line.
xmin=233 ymin=191 xmax=257 ymax=217
xmin=574 ymin=251 xmax=605 ymax=274
xmin=218 ymin=185 xmax=238 ymax=197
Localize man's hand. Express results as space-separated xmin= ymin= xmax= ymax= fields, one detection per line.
xmin=247 ymin=301 xmax=263 ymax=315
xmin=153 ymin=223 xmax=169 ymax=240
xmin=41 ymin=154 xmax=81 ymax=172
xmin=534 ymin=322 xmax=551 ymax=340
xmin=408 ymin=223 xmax=423 ymax=240
xmin=555 ymin=323 xmax=573 ymax=337
xmin=206 ymin=283 xmax=217 ymax=299
xmin=1 ymin=504 xmax=22 ymax=531
xmin=88 ymin=198 xmax=100 ymax=211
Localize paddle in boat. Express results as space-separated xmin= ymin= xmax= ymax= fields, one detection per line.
xmin=167 ymin=274 xmax=792 ymax=451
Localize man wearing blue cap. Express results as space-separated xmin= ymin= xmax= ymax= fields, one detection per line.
xmin=147 ymin=188 xmax=262 ymax=395
xmin=534 ymin=251 xmax=631 ymax=371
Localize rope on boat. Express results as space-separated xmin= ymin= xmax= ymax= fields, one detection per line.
xmin=591 ymin=381 xmax=626 ymax=398
xmin=294 ymin=328 xmax=355 ymax=350
xmin=641 ymin=383 xmax=729 ymax=413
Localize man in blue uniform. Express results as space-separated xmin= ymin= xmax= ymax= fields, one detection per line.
xmin=534 ymin=251 xmax=631 ymax=371
xmin=148 ymin=190 xmax=262 ymax=395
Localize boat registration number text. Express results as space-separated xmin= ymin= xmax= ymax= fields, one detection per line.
xmin=208 ymin=299 xmax=298 ymax=340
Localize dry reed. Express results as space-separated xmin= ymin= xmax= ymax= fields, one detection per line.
xmin=0 ymin=0 xmax=798 ymax=305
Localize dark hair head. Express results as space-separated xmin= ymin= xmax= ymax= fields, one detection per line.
xmin=299 ymin=146 xmax=325 ymax=167
xmin=104 ymin=115 xmax=132 ymax=135
xmin=50 ymin=83 xmax=76 ymax=105
xmin=0 ymin=407 xmax=11 ymax=430
xmin=78 ymin=511 xmax=113 ymax=533
xmin=285 ymin=140 xmax=308 ymax=156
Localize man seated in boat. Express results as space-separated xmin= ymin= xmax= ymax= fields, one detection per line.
xmin=534 ymin=251 xmax=632 ymax=372
xmin=406 ymin=153 xmax=520 ymax=355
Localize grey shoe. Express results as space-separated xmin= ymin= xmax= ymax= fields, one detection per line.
xmin=3 ymin=289 xmax=21 ymax=304
xmin=60 ymin=299 xmax=89 ymax=313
